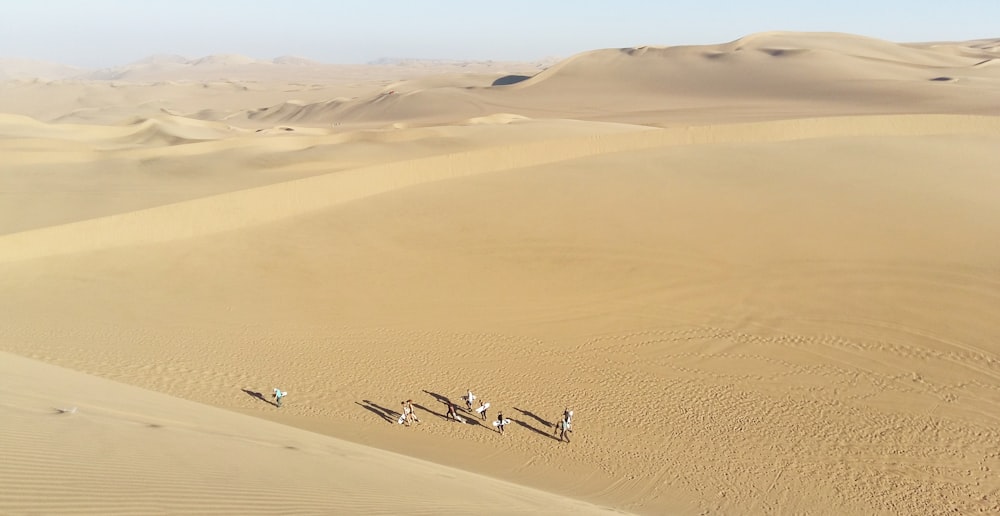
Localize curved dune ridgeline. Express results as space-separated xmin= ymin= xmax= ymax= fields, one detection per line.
xmin=1 ymin=114 xmax=999 ymax=264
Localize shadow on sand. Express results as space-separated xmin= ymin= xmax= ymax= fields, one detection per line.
xmin=242 ymin=388 xmax=278 ymax=407
xmin=358 ymin=399 xmax=400 ymax=423
xmin=413 ymin=402 xmax=449 ymax=421
xmin=513 ymin=418 xmax=560 ymax=441
xmin=513 ymin=406 xmax=553 ymax=428
xmin=491 ymin=74 xmax=531 ymax=86
xmin=423 ymin=389 xmax=481 ymax=424
xmin=357 ymin=393 xmax=496 ymax=429
xmin=422 ymin=390 xmax=451 ymax=405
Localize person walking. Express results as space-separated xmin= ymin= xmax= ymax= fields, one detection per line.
xmin=399 ymin=401 xmax=412 ymax=426
xmin=556 ymin=409 xmax=573 ymax=443
xmin=446 ymin=401 xmax=464 ymax=423
xmin=496 ymin=411 xmax=506 ymax=435
xmin=272 ymin=388 xmax=286 ymax=408
xmin=466 ymin=389 xmax=476 ymax=411
xmin=405 ymin=399 xmax=421 ymax=425
xmin=478 ymin=400 xmax=488 ymax=421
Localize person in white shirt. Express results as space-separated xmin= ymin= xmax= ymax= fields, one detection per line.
xmin=555 ymin=408 xmax=573 ymax=442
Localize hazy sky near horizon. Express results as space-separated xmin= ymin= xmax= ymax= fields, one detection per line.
xmin=1 ymin=0 xmax=997 ymax=67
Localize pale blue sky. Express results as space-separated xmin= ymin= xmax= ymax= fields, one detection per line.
xmin=1 ymin=0 xmax=996 ymax=67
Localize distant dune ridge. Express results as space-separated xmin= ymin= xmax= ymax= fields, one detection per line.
xmin=3 ymin=32 xmax=995 ymax=129
xmin=2 ymin=32 xmax=1000 ymax=515
xmin=0 ymin=52 xmax=554 ymax=83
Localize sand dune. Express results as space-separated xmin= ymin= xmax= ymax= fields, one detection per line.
xmin=491 ymin=32 xmax=1000 ymax=121
xmin=1 ymin=113 xmax=999 ymax=262
xmin=0 ymin=352 xmax=621 ymax=515
xmin=2 ymin=32 xmax=1000 ymax=514
xmin=0 ymin=53 xmax=549 ymax=87
xmin=0 ymin=58 xmax=84 ymax=81
xmin=118 ymin=115 xmax=244 ymax=146
xmin=0 ymin=59 xmax=546 ymax=126
xmin=0 ymin=113 xmax=240 ymax=148
xmin=4 ymin=33 xmax=997 ymax=130
xmin=3 ymin=128 xmax=998 ymax=514
xmin=0 ymin=115 xmax=648 ymax=235
xmin=186 ymin=32 xmax=1000 ymax=129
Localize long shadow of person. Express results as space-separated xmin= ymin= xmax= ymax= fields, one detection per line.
xmin=358 ymin=399 xmax=400 ymax=423
xmin=513 ymin=406 xmax=552 ymax=427
xmin=242 ymin=388 xmax=278 ymax=407
xmin=513 ymin=418 xmax=560 ymax=441
xmin=426 ymin=389 xmax=478 ymax=417
xmin=424 ymin=394 xmax=462 ymax=421
xmin=422 ymin=390 xmax=452 ymax=405
xmin=412 ymin=402 xmax=447 ymax=421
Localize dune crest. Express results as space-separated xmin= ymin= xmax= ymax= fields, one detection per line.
xmin=1 ymin=113 xmax=998 ymax=263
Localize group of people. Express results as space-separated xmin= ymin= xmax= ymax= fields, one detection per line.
xmin=462 ymin=389 xmax=503 ymax=432
xmin=398 ymin=399 xmax=422 ymax=426
xmin=271 ymin=386 xmax=572 ymax=441
xmin=423 ymin=388 xmax=567 ymax=439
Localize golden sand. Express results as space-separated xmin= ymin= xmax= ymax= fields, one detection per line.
xmin=2 ymin=33 xmax=999 ymax=514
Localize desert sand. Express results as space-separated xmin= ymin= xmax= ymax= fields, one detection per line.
xmin=2 ymin=32 xmax=999 ymax=514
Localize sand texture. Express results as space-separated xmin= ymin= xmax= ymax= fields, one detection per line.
xmin=2 ymin=32 xmax=1000 ymax=514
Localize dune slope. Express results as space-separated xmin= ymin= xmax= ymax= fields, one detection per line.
xmin=2 ymin=127 xmax=999 ymax=514
xmin=0 ymin=352 xmax=623 ymax=515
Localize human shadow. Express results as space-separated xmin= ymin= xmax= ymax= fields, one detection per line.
xmin=491 ymin=74 xmax=531 ymax=86
xmin=422 ymin=392 xmax=466 ymax=422
xmin=513 ymin=418 xmax=560 ymax=441
xmin=358 ymin=399 xmax=400 ymax=424
xmin=422 ymin=390 xmax=451 ymax=405
xmin=412 ymin=402 xmax=447 ymax=421
xmin=242 ymin=388 xmax=278 ymax=407
xmin=456 ymin=413 xmax=482 ymax=427
xmin=513 ymin=406 xmax=552 ymax=428
xmin=423 ymin=389 xmax=477 ymax=415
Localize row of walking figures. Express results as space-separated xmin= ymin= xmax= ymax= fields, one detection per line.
xmin=401 ymin=389 xmax=574 ymax=442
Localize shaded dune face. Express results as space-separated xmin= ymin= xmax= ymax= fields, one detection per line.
xmin=1 ymin=32 xmax=1000 ymax=516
